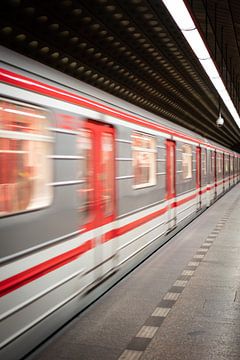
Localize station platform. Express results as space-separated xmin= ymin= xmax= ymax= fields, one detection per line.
xmin=28 ymin=184 xmax=240 ymax=360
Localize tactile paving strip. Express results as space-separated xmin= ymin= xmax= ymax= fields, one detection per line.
xmin=118 ymin=199 xmax=238 ymax=360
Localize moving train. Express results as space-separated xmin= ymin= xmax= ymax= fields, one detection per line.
xmin=0 ymin=46 xmax=239 ymax=360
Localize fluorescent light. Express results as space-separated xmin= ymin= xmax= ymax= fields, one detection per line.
xmin=162 ymin=0 xmax=195 ymax=30
xmin=182 ymin=29 xmax=210 ymax=60
xmin=199 ymin=58 xmax=220 ymax=79
xmin=211 ymin=76 xmax=227 ymax=94
xmin=162 ymin=0 xmax=240 ymax=128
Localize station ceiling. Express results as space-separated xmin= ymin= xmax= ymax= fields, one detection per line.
xmin=0 ymin=0 xmax=240 ymax=150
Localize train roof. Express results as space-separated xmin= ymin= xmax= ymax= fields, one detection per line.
xmin=0 ymin=46 xmax=238 ymax=156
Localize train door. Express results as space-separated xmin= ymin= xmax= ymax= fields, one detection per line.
xmin=166 ymin=140 xmax=176 ymax=231
xmin=196 ymin=147 xmax=201 ymax=210
xmin=80 ymin=120 xmax=116 ymax=280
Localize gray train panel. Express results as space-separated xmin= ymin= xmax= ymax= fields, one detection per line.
xmin=0 ymin=185 xmax=79 ymax=259
xmin=54 ymin=159 xmax=78 ymax=182
xmin=116 ymin=127 xmax=165 ymax=217
xmin=117 ymin=161 xmax=133 ymax=178
xmin=54 ymin=132 xmax=77 ymax=156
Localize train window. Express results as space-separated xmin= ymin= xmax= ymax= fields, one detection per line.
xmin=0 ymin=99 xmax=53 ymax=217
xmin=169 ymin=142 xmax=175 ymax=195
xmin=101 ymin=132 xmax=114 ymax=216
xmin=225 ymin=155 xmax=229 ymax=173
xmin=182 ymin=144 xmax=192 ymax=179
xmin=211 ymin=151 xmax=215 ymax=175
xmin=202 ymin=149 xmax=207 ymax=176
xmin=77 ymin=129 xmax=94 ymax=224
xmin=132 ymin=132 xmax=156 ymax=188
xmin=217 ymin=153 xmax=222 ymax=174
xmin=230 ymin=156 xmax=233 ymax=173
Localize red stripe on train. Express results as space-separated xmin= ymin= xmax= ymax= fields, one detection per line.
xmin=199 ymin=188 xmax=208 ymax=195
xmin=171 ymin=193 xmax=196 ymax=208
xmin=0 ymin=178 xmax=238 ymax=297
xmin=1 ymin=68 xmax=240 ymax=158
xmin=2 ymin=67 xmax=240 ymax=158
xmin=0 ymin=240 xmax=93 ymax=297
xmin=0 ymin=68 xmax=203 ymax=145
xmin=103 ymin=205 xmax=168 ymax=243
xmin=1 ymin=205 xmax=168 ymax=297
xmin=0 ymin=198 xmax=186 ymax=297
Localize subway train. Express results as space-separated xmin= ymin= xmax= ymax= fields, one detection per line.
xmin=0 ymin=46 xmax=240 ymax=360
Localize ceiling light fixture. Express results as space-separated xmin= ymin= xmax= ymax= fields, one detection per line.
xmin=162 ymin=0 xmax=240 ymax=128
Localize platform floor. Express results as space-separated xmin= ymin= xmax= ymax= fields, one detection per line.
xmin=28 ymin=184 xmax=240 ymax=360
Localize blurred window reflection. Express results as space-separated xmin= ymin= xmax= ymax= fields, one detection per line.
xmin=217 ymin=153 xmax=223 ymax=174
xmin=182 ymin=144 xmax=192 ymax=179
xmin=225 ymin=155 xmax=229 ymax=173
xmin=0 ymin=99 xmax=53 ymax=216
xmin=132 ymin=132 xmax=156 ymax=188
xmin=202 ymin=148 xmax=207 ymax=176
xmin=230 ymin=156 xmax=233 ymax=173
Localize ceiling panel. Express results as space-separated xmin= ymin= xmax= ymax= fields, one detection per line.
xmin=0 ymin=0 xmax=239 ymax=149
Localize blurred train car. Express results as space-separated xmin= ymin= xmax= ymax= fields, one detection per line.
xmin=0 ymin=46 xmax=239 ymax=360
